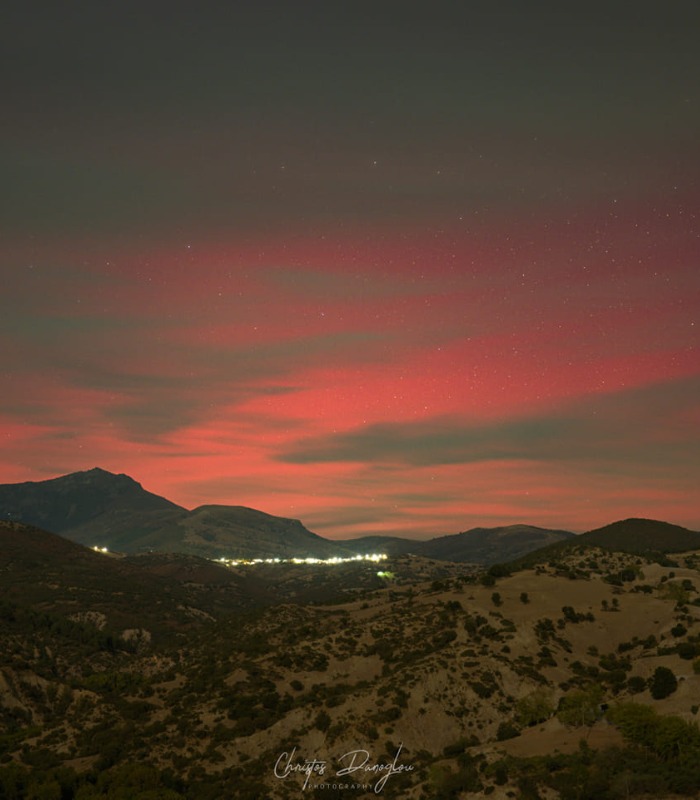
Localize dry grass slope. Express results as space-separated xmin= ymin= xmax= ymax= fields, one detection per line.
xmin=2 ymin=524 xmax=700 ymax=798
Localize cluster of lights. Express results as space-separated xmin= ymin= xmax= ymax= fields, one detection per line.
xmin=90 ymin=546 xmax=387 ymax=567
xmin=215 ymin=553 xmax=387 ymax=567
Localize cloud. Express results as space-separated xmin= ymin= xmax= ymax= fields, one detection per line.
xmin=279 ymin=375 xmax=700 ymax=471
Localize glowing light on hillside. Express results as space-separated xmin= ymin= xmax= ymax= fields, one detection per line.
xmin=215 ymin=553 xmax=387 ymax=567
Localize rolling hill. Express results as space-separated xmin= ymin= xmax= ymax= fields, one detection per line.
xmin=579 ymin=517 xmax=700 ymax=553
xmin=337 ymin=526 xmax=576 ymax=563
xmin=2 ymin=516 xmax=700 ymax=798
xmin=419 ymin=524 xmax=575 ymax=563
xmin=504 ymin=518 xmax=700 ymax=573
xmin=0 ymin=520 xmax=252 ymax=635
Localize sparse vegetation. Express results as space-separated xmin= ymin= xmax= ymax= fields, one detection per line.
xmin=2 ymin=520 xmax=700 ymax=797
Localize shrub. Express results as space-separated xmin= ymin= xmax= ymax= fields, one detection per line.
xmin=557 ymin=685 xmax=603 ymax=727
xmin=515 ymin=688 xmax=554 ymax=727
xmin=488 ymin=564 xmax=511 ymax=579
xmin=677 ymin=642 xmax=698 ymax=660
xmin=496 ymin=721 xmax=520 ymax=741
xmin=649 ymin=667 xmax=677 ymax=700
xmin=314 ymin=710 xmax=331 ymax=732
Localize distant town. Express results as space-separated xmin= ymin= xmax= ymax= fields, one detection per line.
xmin=216 ymin=553 xmax=388 ymax=567
xmin=92 ymin=545 xmax=388 ymax=568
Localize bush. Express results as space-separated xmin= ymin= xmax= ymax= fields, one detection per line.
xmin=649 ymin=667 xmax=677 ymax=700
xmin=314 ymin=710 xmax=331 ymax=732
xmin=496 ymin=721 xmax=520 ymax=741
xmin=488 ymin=564 xmax=511 ymax=579
xmin=515 ymin=689 xmax=554 ymax=727
xmin=677 ymin=642 xmax=698 ymax=660
xmin=557 ymin=685 xmax=603 ymax=727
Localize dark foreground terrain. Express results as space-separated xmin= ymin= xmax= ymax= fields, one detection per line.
xmin=2 ymin=519 xmax=700 ymax=798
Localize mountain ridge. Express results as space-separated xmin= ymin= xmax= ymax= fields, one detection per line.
xmin=1 ymin=469 xmax=697 ymax=566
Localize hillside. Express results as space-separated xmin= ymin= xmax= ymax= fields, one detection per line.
xmin=335 ymin=535 xmax=419 ymax=557
xmin=0 ymin=467 xmax=184 ymax=533
xmin=175 ymin=504 xmax=346 ymax=559
xmin=339 ymin=526 xmax=576 ymax=563
xmin=0 ymin=470 xmax=579 ymax=566
xmin=0 ymin=472 xmax=696 ymax=575
xmin=579 ymin=518 xmax=700 ymax=553
xmin=504 ymin=518 xmax=700 ymax=574
xmin=0 ymin=521 xmax=252 ymax=636
xmin=2 ymin=521 xmax=700 ymax=798
xmin=0 ymin=469 xmax=345 ymax=560
xmin=421 ymin=524 xmax=574 ymax=563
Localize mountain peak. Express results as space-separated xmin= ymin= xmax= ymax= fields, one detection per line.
xmin=85 ymin=466 xmax=121 ymax=476
xmin=0 ymin=468 xmax=183 ymax=534
xmin=78 ymin=466 xmax=140 ymax=484
xmin=0 ymin=470 xmax=338 ymax=559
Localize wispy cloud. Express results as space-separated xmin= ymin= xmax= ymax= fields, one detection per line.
xmin=280 ymin=376 xmax=700 ymax=472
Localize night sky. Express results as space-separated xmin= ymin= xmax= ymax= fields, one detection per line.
xmin=2 ymin=3 xmax=699 ymax=539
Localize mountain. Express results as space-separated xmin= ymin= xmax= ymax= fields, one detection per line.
xmin=419 ymin=524 xmax=575 ymax=563
xmin=0 ymin=468 xmax=345 ymax=559
xmin=0 ymin=467 xmax=187 ymax=553
xmin=3 ymin=470 xmax=694 ymax=569
xmin=0 ymin=469 xmax=574 ymax=565
xmin=172 ymin=504 xmax=346 ymax=559
xmin=0 ymin=466 xmax=183 ymax=531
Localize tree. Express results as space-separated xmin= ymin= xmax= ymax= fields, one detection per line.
xmin=515 ymin=688 xmax=554 ymax=727
xmin=649 ymin=667 xmax=678 ymax=700
xmin=488 ymin=563 xmax=511 ymax=579
xmin=608 ymin=702 xmax=700 ymax=764
xmin=627 ymin=675 xmax=646 ymax=695
xmin=557 ymin=684 xmax=603 ymax=727
xmin=607 ymin=702 xmax=657 ymax=745
xmin=653 ymin=715 xmax=696 ymax=761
